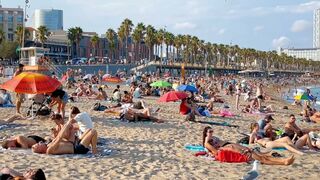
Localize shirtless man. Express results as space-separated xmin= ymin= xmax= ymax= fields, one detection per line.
xmin=256 ymin=83 xmax=264 ymax=110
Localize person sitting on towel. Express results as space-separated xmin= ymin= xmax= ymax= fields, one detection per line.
xmin=0 ymin=89 xmax=13 ymax=106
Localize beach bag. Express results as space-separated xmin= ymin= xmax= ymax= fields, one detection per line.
xmin=215 ymin=150 xmax=249 ymax=163
xmin=36 ymin=106 xmax=51 ymax=116
xmin=185 ymin=113 xmax=195 ymax=121
xmin=92 ymin=103 xmax=107 ymax=111
xmin=237 ymin=136 xmax=249 ymax=145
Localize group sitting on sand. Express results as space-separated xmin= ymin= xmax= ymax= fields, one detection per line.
xmin=2 ymin=106 xmax=97 ymax=155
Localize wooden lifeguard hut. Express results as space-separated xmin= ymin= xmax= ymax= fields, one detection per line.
xmin=19 ymin=47 xmax=50 ymax=72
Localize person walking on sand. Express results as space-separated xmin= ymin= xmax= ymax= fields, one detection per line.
xmin=235 ymin=83 xmax=242 ymax=110
xmin=256 ymin=83 xmax=264 ymax=110
xmin=13 ymin=64 xmax=25 ymax=115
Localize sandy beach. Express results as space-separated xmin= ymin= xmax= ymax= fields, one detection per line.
xmin=1 ymin=82 xmax=320 ymax=180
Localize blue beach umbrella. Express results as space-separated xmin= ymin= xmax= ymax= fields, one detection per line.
xmin=177 ymin=84 xmax=198 ymax=93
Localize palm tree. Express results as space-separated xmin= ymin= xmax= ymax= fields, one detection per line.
xmin=132 ymin=22 xmax=146 ymax=62
xmin=106 ymin=28 xmax=116 ymax=63
xmin=174 ymin=34 xmax=183 ymax=63
xmin=164 ymin=32 xmax=174 ymax=64
xmin=36 ymin=26 xmax=50 ymax=47
xmin=90 ymin=35 xmax=99 ymax=57
xmin=117 ymin=27 xmax=125 ymax=60
xmin=145 ymin=25 xmax=156 ymax=61
xmin=120 ymin=18 xmax=133 ymax=62
xmin=67 ymin=28 xmax=77 ymax=58
xmin=0 ymin=29 xmax=5 ymax=44
xmin=74 ymin=27 xmax=83 ymax=57
xmin=15 ymin=26 xmax=30 ymax=47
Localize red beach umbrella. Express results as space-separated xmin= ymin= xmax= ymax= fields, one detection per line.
xmin=158 ymin=91 xmax=188 ymax=102
xmin=0 ymin=72 xmax=61 ymax=94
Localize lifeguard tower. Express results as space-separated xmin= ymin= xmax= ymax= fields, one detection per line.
xmin=19 ymin=47 xmax=50 ymax=72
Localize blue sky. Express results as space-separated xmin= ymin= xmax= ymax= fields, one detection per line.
xmin=2 ymin=0 xmax=320 ymax=50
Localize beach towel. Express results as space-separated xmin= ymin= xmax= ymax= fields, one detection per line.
xmin=220 ymin=110 xmax=234 ymax=117
xmin=184 ymin=144 xmax=206 ymax=152
xmin=0 ymin=124 xmax=25 ymax=131
xmin=196 ymin=121 xmax=239 ymax=128
xmin=0 ymin=104 xmax=15 ymax=108
xmin=215 ymin=150 xmax=249 ymax=163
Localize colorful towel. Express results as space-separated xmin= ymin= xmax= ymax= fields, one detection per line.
xmin=184 ymin=144 xmax=206 ymax=152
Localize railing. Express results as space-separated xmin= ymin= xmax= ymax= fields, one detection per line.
xmin=42 ymin=60 xmax=64 ymax=78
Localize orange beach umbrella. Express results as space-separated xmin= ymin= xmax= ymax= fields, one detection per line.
xmin=0 ymin=72 xmax=61 ymax=94
xmin=103 ymin=76 xmax=123 ymax=83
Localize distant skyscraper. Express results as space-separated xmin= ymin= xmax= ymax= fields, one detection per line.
xmin=0 ymin=6 xmax=23 ymax=41
xmin=33 ymin=9 xmax=63 ymax=31
xmin=313 ymin=9 xmax=320 ymax=48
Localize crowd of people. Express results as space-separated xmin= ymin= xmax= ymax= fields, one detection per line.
xmin=1 ymin=66 xmax=320 ymax=178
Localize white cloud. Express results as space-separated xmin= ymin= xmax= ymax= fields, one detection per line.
xmin=272 ymin=36 xmax=291 ymax=48
xmin=275 ymin=1 xmax=320 ymax=14
xmin=174 ymin=22 xmax=197 ymax=30
xmin=218 ymin=28 xmax=226 ymax=35
xmin=293 ymin=1 xmax=320 ymax=13
xmin=253 ymin=26 xmax=264 ymax=32
xmin=291 ymin=20 xmax=311 ymax=32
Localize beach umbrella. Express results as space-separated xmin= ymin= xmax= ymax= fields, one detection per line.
xmin=177 ymin=84 xmax=198 ymax=93
xmin=103 ymin=76 xmax=123 ymax=83
xmin=150 ymin=80 xmax=172 ymax=87
xmin=294 ymin=93 xmax=313 ymax=101
xmin=0 ymin=72 xmax=61 ymax=94
xmin=159 ymin=91 xmax=188 ymax=102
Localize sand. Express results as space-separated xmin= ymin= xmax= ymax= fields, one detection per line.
xmin=1 ymin=81 xmax=320 ymax=180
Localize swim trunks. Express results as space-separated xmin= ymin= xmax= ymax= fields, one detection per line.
xmin=27 ymin=135 xmax=45 ymax=143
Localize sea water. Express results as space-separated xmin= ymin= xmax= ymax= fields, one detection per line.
xmin=285 ymin=86 xmax=320 ymax=107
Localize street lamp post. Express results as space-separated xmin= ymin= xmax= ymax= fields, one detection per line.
xmin=22 ymin=0 xmax=29 ymax=48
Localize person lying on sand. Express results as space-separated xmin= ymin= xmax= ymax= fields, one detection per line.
xmin=32 ymin=117 xmax=98 ymax=155
xmin=2 ymin=135 xmax=46 ymax=149
xmin=249 ymin=123 xmax=305 ymax=155
xmin=123 ymin=108 xmax=163 ymax=123
xmin=1 ymin=167 xmax=46 ymax=180
xmin=0 ymin=114 xmax=27 ymax=124
xmin=203 ymin=126 xmax=295 ymax=165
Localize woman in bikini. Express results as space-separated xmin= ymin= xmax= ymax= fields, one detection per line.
xmin=32 ymin=117 xmax=98 ymax=155
xmin=2 ymin=135 xmax=46 ymax=149
xmin=249 ymin=123 xmax=304 ymax=155
xmin=203 ymin=126 xmax=295 ymax=165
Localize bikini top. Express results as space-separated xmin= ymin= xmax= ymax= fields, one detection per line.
xmin=208 ymin=136 xmax=222 ymax=149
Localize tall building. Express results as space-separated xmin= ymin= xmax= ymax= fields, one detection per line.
xmin=280 ymin=8 xmax=320 ymax=61
xmin=313 ymin=9 xmax=320 ymax=48
xmin=33 ymin=9 xmax=63 ymax=31
xmin=0 ymin=6 xmax=24 ymax=41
